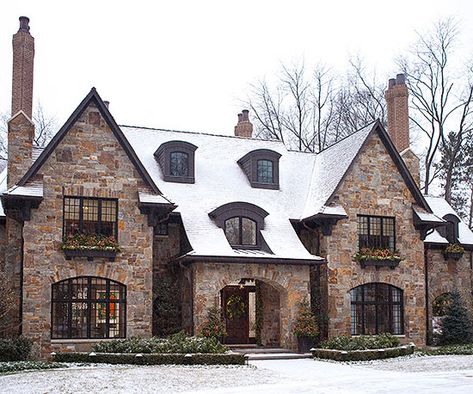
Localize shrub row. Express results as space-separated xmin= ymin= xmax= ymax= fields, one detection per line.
xmin=0 ymin=361 xmax=66 ymax=374
xmin=424 ymin=344 xmax=473 ymax=356
xmin=0 ymin=337 xmax=32 ymax=362
xmin=52 ymin=352 xmax=246 ymax=365
xmin=92 ymin=332 xmax=227 ymax=354
xmin=312 ymin=344 xmax=415 ymax=362
xmin=320 ymin=334 xmax=400 ymax=351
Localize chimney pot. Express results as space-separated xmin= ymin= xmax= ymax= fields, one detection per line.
xmin=234 ymin=110 xmax=253 ymax=138
xmin=18 ymin=16 xmax=30 ymax=32
xmin=241 ymin=109 xmax=249 ymax=121
xmin=237 ymin=113 xmax=243 ymax=122
xmin=396 ymin=73 xmax=405 ymax=85
xmin=388 ymin=78 xmax=396 ymax=88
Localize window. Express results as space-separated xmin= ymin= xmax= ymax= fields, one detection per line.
xmin=350 ymin=283 xmax=403 ymax=335
xmin=358 ymin=215 xmax=395 ymax=250
xmin=51 ymin=277 xmax=126 ymax=339
xmin=225 ymin=217 xmax=257 ymax=246
xmin=257 ymin=160 xmax=274 ymax=184
xmin=209 ymin=202 xmax=271 ymax=251
xmin=170 ymin=152 xmax=189 ymax=177
xmin=440 ymin=214 xmax=460 ymax=244
xmin=64 ymin=197 xmax=118 ymax=238
xmin=238 ymin=149 xmax=281 ymax=189
xmin=154 ymin=141 xmax=197 ymax=183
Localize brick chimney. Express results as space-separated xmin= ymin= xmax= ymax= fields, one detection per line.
xmin=8 ymin=16 xmax=35 ymax=188
xmin=385 ymin=74 xmax=409 ymax=153
xmin=234 ymin=109 xmax=253 ymax=138
xmin=385 ymin=74 xmax=421 ymax=186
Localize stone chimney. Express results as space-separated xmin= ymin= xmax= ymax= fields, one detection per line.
xmin=385 ymin=74 xmax=420 ymax=186
xmin=234 ymin=109 xmax=253 ymax=138
xmin=11 ymin=16 xmax=35 ymax=119
xmin=8 ymin=16 xmax=35 ymax=188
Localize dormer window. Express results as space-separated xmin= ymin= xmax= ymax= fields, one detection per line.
xmin=209 ymin=202 xmax=271 ymax=251
xmin=225 ymin=217 xmax=257 ymax=246
xmin=238 ymin=149 xmax=281 ymax=190
xmin=154 ymin=141 xmax=197 ymax=183
xmin=257 ymin=159 xmax=274 ymax=184
xmin=438 ymin=214 xmax=460 ymax=244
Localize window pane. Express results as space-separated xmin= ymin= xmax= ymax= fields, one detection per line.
xmin=392 ymin=305 xmax=402 ymax=334
xmin=257 ymin=160 xmax=273 ymax=183
xmin=358 ymin=216 xmax=395 ymax=251
xmin=225 ymin=217 xmax=240 ymax=245
xmin=241 ymin=218 xmax=257 ymax=245
xmin=351 ymin=303 xmax=362 ymax=335
xmin=83 ymin=199 xmax=99 ymax=234
xmin=70 ymin=302 xmax=88 ymax=338
xmin=64 ymin=198 xmax=80 ymax=236
xmin=170 ymin=152 xmax=189 ymax=176
xmin=71 ymin=277 xmax=89 ymax=300
xmin=377 ymin=304 xmax=390 ymax=334
xmin=52 ymin=302 xmax=69 ymax=339
xmin=101 ymin=200 xmax=117 ymax=222
xmin=363 ymin=283 xmax=376 ymax=302
xmin=364 ymin=305 xmax=377 ymax=335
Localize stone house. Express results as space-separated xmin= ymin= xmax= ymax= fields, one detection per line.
xmin=1 ymin=17 xmax=472 ymax=357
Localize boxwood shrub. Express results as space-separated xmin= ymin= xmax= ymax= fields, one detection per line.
xmin=0 ymin=361 xmax=66 ymax=374
xmin=52 ymin=352 xmax=246 ymax=365
xmin=312 ymin=344 xmax=415 ymax=362
xmin=424 ymin=344 xmax=473 ymax=355
xmin=92 ymin=332 xmax=226 ymax=354
xmin=0 ymin=337 xmax=32 ymax=361
xmin=320 ymin=334 xmax=400 ymax=351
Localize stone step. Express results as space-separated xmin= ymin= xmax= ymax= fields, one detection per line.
xmin=246 ymin=352 xmax=313 ymax=360
xmin=230 ymin=347 xmax=292 ymax=354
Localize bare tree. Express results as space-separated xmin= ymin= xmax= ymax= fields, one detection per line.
xmin=398 ymin=19 xmax=473 ymax=197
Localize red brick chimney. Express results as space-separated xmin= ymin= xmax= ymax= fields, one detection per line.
xmin=8 ymin=16 xmax=35 ymax=188
xmin=385 ymin=74 xmax=409 ymax=152
xmin=234 ymin=109 xmax=253 ymax=138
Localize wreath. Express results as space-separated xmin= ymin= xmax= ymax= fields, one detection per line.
xmin=225 ymin=294 xmax=246 ymax=320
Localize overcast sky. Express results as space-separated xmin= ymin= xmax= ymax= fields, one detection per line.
xmin=1 ymin=0 xmax=472 ymax=135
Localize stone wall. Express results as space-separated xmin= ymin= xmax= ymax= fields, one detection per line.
xmin=318 ymin=132 xmax=426 ymax=345
xmin=20 ymin=103 xmax=155 ymax=356
xmin=259 ymin=281 xmax=280 ymax=346
xmin=426 ymin=248 xmax=473 ymax=339
xmin=191 ymin=261 xmax=310 ymax=349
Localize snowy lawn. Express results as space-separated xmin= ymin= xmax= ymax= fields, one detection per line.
xmin=1 ymin=355 xmax=473 ymax=393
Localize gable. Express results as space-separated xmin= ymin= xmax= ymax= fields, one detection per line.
xmin=17 ymin=88 xmax=162 ymax=196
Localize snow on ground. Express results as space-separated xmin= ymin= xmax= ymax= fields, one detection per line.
xmin=1 ymin=356 xmax=473 ymax=394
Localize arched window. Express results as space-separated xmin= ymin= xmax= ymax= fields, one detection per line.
xmin=170 ymin=151 xmax=189 ymax=177
xmin=224 ymin=217 xmax=257 ymax=246
xmin=257 ymin=159 xmax=274 ymax=184
xmin=350 ymin=283 xmax=403 ymax=335
xmin=51 ymin=276 xmax=126 ymax=339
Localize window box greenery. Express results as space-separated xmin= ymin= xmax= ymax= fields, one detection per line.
xmin=443 ymin=244 xmax=464 ymax=261
xmin=62 ymin=234 xmax=120 ymax=261
xmin=354 ymin=248 xmax=403 ymax=269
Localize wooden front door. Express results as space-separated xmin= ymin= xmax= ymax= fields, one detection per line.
xmin=221 ymin=286 xmax=249 ymax=344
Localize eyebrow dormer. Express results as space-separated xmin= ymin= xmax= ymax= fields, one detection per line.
xmin=154 ymin=140 xmax=197 ymax=183
xmin=237 ymin=149 xmax=281 ymax=190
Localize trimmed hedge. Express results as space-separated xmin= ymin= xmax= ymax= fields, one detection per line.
xmin=0 ymin=361 xmax=66 ymax=374
xmin=320 ymin=334 xmax=400 ymax=351
xmin=423 ymin=344 xmax=473 ymax=355
xmin=0 ymin=337 xmax=32 ymax=361
xmin=52 ymin=352 xmax=246 ymax=365
xmin=312 ymin=344 xmax=415 ymax=362
xmin=92 ymin=332 xmax=226 ymax=354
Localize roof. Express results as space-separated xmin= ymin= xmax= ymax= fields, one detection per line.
xmin=424 ymin=196 xmax=473 ymax=246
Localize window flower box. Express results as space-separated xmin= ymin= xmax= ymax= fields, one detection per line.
xmin=443 ymin=244 xmax=464 ymax=261
xmin=62 ymin=234 xmax=120 ymax=262
xmin=354 ymin=248 xmax=403 ymax=269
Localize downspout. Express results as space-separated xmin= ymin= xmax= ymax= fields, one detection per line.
xmin=19 ymin=224 xmax=24 ymax=336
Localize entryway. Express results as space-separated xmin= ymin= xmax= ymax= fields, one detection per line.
xmin=220 ymin=278 xmax=281 ymax=346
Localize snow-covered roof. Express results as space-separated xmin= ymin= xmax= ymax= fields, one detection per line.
xmin=121 ymin=125 xmax=329 ymax=262
xmin=5 ymin=184 xmax=43 ymax=198
xmin=138 ymin=191 xmax=173 ymax=205
xmin=424 ymin=196 xmax=473 ymax=245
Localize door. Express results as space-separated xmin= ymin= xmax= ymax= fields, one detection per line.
xmin=221 ymin=286 xmax=249 ymax=344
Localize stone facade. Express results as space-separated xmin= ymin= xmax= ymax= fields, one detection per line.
xmin=190 ymin=262 xmax=310 ymax=349
xmin=304 ymin=131 xmax=427 ymax=345
xmin=20 ymin=103 xmax=155 ymax=356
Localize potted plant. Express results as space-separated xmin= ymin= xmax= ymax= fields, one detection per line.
xmin=293 ymin=299 xmax=319 ymax=353
xmin=443 ymin=243 xmax=464 ymax=261
xmin=353 ymin=248 xmax=403 ymax=268
xmin=62 ymin=233 xmax=120 ymax=261
xmin=200 ymin=306 xmax=227 ymax=343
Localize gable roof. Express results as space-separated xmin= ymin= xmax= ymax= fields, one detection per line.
xmin=17 ymin=88 xmax=164 ymax=197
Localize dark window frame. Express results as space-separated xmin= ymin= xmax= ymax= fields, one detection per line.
xmin=357 ymin=214 xmax=396 ymax=251
xmin=237 ymin=149 xmax=281 ymax=190
xmin=224 ymin=216 xmax=258 ymax=247
xmin=209 ymin=202 xmax=271 ymax=252
xmin=154 ymin=141 xmax=197 ymax=184
xmin=438 ymin=214 xmax=460 ymax=244
xmin=51 ymin=276 xmax=126 ymax=340
xmin=350 ymin=282 xmax=404 ymax=335
xmin=63 ymin=196 xmax=118 ymax=239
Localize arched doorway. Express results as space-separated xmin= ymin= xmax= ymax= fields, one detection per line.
xmin=220 ymin=278 xmax=282 ymax=346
